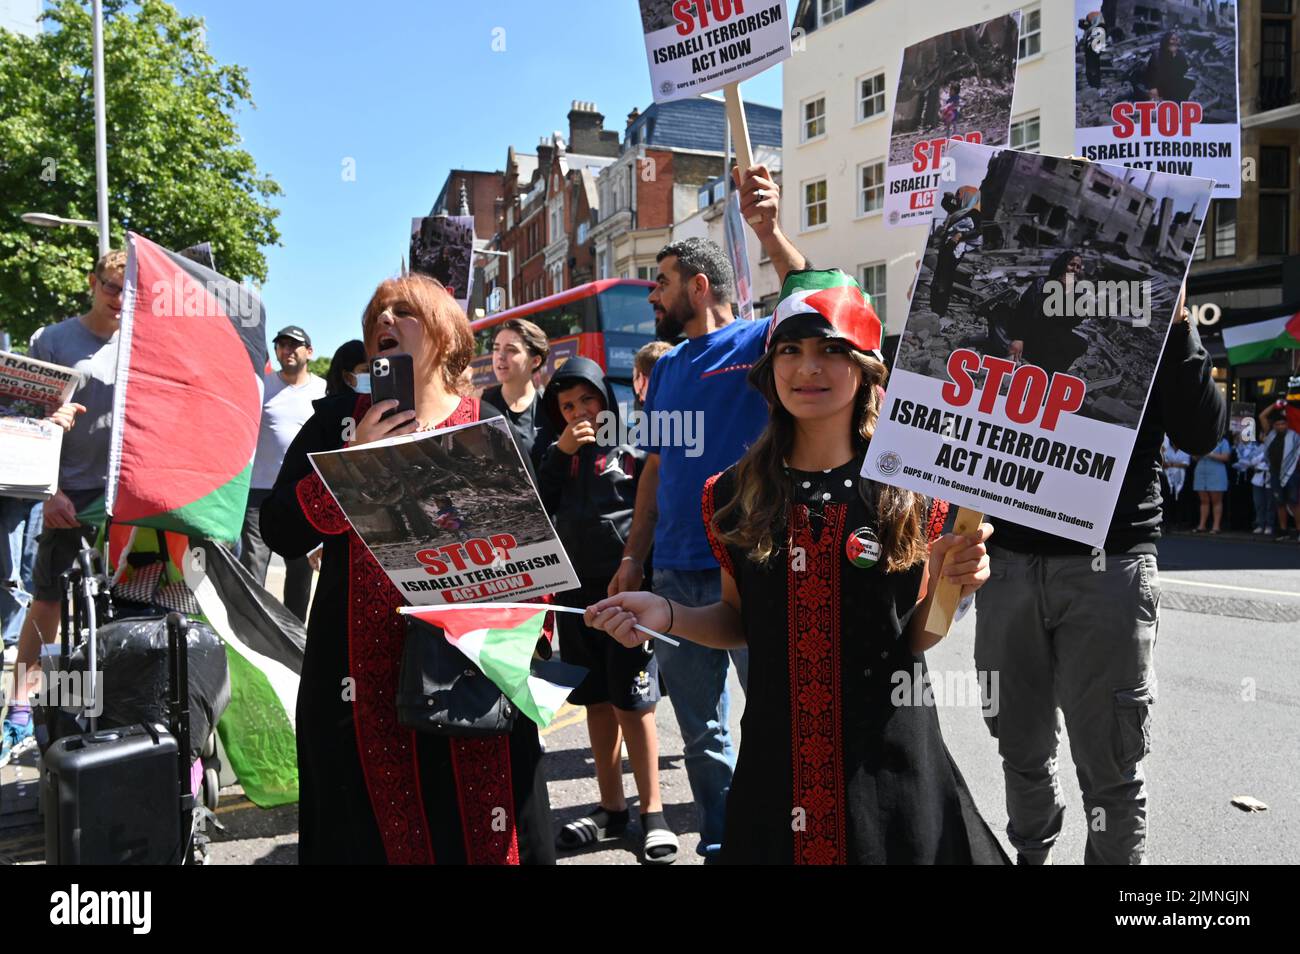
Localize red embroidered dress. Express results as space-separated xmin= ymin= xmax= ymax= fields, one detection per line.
xmin=702 ymin=458 xmax=1008 ymax=865
xmin=260 ymin=392 xmax=554 ymax=865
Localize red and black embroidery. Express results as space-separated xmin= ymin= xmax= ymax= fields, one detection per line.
xmin=926 ymin=498 xmax=950 ymax=544
xmin=343 ymin=394 xmax=520 ymax=865
xmin=701 ymin=472 xmax=734 ymax=577
xmin=787 ymin=502 xmax=848 ymax=865
xmin=347 ymin=532 xmax=433 ymax=865
xmin=451 ymin=736 xmax=521 ymax=865
xmin=297 ymin=473 xmax=349 ymax=535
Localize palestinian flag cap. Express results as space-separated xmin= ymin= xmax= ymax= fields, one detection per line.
xmin=768 ymin=269 xmax=882 ymax=358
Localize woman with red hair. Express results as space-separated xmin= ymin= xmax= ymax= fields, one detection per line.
xmin=261 ymin=274 xmax=554 ymax=864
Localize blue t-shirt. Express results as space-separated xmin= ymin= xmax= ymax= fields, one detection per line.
xmin=641 ymin=317 xmax=770 ymax=570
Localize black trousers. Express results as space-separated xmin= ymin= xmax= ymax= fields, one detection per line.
xmin=241 ymin=488 xmax=312 ymax=621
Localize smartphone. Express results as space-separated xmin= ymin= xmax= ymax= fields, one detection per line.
xmin=370 ymin=354 xmax=416 ymax=421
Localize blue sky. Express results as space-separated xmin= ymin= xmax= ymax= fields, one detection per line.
xmin=168 ymin=0 xmax=784 ymax=361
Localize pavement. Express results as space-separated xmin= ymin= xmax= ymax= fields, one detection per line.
xmin=3 ymin=535 xmax=1296 ymax=865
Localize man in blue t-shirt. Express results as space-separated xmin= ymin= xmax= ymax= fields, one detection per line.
xmin=609 ymin=175 xmax=807 ymax=856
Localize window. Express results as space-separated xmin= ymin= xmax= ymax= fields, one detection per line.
xmin=550 ymin=206 xmax=563 ymax=242
xmin=802 ymin=96 xmax=826 ymax=142
xmin=1018 ymin=5 xmax=1041 ymax=60
xmin=858 ymin=160 xmax=885 ymax=215
xmin=1260 ymin=146 xmax=1291 ymax=189
xmin=1259 ymin=146 xmax=1291 ymax=256
xmin=1259 ymin=195 xmax=1289 ymax=255
xmin=819 ymin=0 xmax=845 ymax=26
xmin=699 ymin=188 xmax=711 ymax=209
xmin=802 ymin=179 xmax=828 ymax=229
xmin=576 ymin=222 xmax=589 ymax=244
xmin=859 ymin=262 xmax=887 ymax=326
xmin=858 ymin=71 xmax=886 ymax=122
xmin=1191 ymin=230 xmax=1206 ymax=262
xmin=1009 ymin=114 xmax=1040 ymax=152
xmin=1214 ymin=200 xmax=1237 ymax=258
xmin=597 ymin=248 xmax=608 ymax=279
xmin=636 ymin=265 xmax=656 ymax=281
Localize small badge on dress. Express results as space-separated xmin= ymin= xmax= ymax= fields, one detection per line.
xmin=845 ymin=527 xmax=881 ymax=569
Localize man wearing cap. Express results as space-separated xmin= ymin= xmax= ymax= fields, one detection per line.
xmin=240 ymin=326 xmax=326 ymax=620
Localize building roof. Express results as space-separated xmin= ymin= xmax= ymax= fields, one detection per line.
xmin=625 ymin=98 xmax=782 ymax=153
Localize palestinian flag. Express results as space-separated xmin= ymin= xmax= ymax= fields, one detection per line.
xmin=190 ymin=540 xmax=305 ymax=807
xmin=107 ymin=233 xmax=267 ymax=543
xmin=1223 ymin=310 xmax=1300 ymax=366
xmin=399 ymin=605 xmax=586 ymax=727
xmin=769 ymin=269 xmax=883 ymax=357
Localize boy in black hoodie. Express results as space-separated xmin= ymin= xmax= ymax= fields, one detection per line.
xmin=537 ymin=357 xmax=677 ymax=864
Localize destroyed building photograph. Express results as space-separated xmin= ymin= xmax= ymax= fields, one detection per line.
xmin=895 ymin=147 xmax=1207 ymax=429
xmin=888 ymin=13 xmax=1020 ymax=166
xmin=1075 ymin=0 xmax=1238 ymax=128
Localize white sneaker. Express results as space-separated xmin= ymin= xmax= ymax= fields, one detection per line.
xmin=1253 ymin=527 xmax=1264 ymax=534
xmin=1264 ymin=528 xmax=1275 ymax=536
xmin=2 ymin=644 xmax=16 ymax=666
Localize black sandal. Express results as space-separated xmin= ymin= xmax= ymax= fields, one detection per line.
xmin=556 ymin=807 xmax=629 ymax=851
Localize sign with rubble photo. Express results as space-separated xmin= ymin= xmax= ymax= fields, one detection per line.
xmin=863 ymin=141 xmax=1213 ymax=547
xmin=309 ymin=416 xmax=579 ymax=605
xmin=410 ymin=214 xmax=476 ymax=310
xmin=638 ymin=0 xmax=790 ymax=103
xmin=885 ymin=13 xmax=1021 ymax=229
xmin=1074 ymin=0 xmax=1240 ymax=198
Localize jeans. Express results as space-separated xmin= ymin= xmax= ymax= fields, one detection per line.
xmin=651 ymin=566 xmax=748 ymax=857
xmin=240 ymin=488 xmax=312 ymax=622
xmin=1 ymin=497 xmax=42 ymax=645
xmin=1252 ymin=484 xmax=1277 ymax=530
xmin=974 ymin=547 xmax=1158 ymax=865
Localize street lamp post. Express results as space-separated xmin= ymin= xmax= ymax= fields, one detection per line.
xmin=92 ymin=0 xmax=110 ymax=257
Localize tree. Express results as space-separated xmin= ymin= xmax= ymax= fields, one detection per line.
xmin=0 ymin=0 xmax=282 ymax=343
xmin=308 ymin=356 xmax=331 ymax=379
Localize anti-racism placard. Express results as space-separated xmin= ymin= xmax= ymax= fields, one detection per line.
xmin=885 ymin=13 xmax=1021 ymax=229
xmin=864 ymin=141 xmax=1213 ymax=547
xmin=310 ymin=416 xmax=579 ymax=605
xmin=410 ymin=214 xmax=476 ymax=310
xmin=639 ymin=0 xmax=790 ymax=103
xmin=1074 ymin=0 xmax=1240 ymax=198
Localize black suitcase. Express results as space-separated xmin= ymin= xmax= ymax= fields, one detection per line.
xmin=42 ymin=604 xmax=195 ymax=865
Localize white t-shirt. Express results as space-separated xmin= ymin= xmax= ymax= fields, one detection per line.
xmin=250 ymin=372 xmax=327 ymax=489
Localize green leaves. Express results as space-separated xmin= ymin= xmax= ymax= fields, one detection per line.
xmin=0 ymin=0 xmax=282 ymax=343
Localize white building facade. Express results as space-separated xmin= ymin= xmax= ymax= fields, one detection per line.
xmin=783 ymin=0 xmax=1069 ymax=337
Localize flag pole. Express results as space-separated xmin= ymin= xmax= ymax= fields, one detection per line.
xmin=922 ymin=507 xmax=984 ymax=635
xmin=398 ymin=602 xmax=680 ymax=645
xmin=723 ymin=81 xmax=764 ymax=226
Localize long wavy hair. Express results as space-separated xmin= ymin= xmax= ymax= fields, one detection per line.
xmin=712 ymin=347 xmax=930 ymax=573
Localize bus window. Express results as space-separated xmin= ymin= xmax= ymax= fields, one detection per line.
xmin=598 ymin=283 xmax=657 ymax=337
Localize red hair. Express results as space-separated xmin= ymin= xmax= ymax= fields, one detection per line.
xmin=361 ymin=274 xmax=475 ymax=391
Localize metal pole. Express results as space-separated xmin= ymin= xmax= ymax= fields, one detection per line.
xmin=92 ymin=0 xmax=110 ymax=258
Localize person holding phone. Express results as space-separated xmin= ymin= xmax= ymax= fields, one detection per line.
xmin=259 ymin=274 xmax=554 ymax=865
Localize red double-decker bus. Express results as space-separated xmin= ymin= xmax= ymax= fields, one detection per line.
xmin=469 ymin=278 xmax=658 ymax=409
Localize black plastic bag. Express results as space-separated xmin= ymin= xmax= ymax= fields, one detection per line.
xmin=65 ymin=615 xmax=231 ymax=762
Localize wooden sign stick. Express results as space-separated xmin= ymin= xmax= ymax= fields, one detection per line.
xmin=922 ymin=506 xmax=984 ymax=636
xmin=723 ymin=81 xmax=764 ymax=226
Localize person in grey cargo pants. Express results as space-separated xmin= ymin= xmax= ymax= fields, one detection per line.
xmin=973 ymin=302 xmax=1225 ymax=865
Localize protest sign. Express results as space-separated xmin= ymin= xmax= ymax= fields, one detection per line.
xmin=638 ymin=0 xmax=790 ymax=104
xmin=864 ymin=141 xmax=1213 ymax=547
xmin=410 ymin=214 xmax=476 ymax=310
xmin=886 ymin=13 xmax=1021 ymax=229
xmin=0 ymin=350 xmax=79 ymax=499
xmin=1074 ymin=0 xmax=1240 ymax=198
xmin=724 ymin=190 xmax=755 ymax=320
xmin=309 ymin=416 xmax=579 ymax=605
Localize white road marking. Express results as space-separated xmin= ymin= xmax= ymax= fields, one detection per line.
xmin=1161 ymin=575 xmax=1300 ymax=599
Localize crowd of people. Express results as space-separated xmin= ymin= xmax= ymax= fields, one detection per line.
xmin=1161 ymin=405 xmax=1300 ymax=538
xmin=0 ymin=159 xmax=1244 ymax=866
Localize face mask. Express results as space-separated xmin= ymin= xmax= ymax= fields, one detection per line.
xmin=351 ymin=373 xmax=371 ymax=394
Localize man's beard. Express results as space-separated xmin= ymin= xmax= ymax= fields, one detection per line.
xmin=655 ymin=296 xmax=692 ymax=342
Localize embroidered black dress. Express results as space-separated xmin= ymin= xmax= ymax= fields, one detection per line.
xmin=702 ymin=459 xmax=1009 ymax=865
xmin=260 ymin=392 xmax=555 ymax=865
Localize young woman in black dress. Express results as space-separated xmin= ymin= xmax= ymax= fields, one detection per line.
xmin=587 ymin=271 xmax=1009 ymax=864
